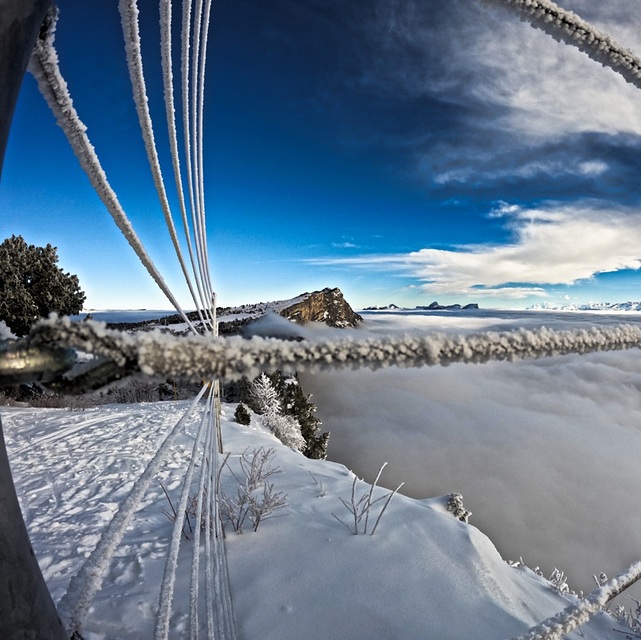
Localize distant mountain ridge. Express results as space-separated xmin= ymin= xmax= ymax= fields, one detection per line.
xmin=364 ymin=301 xmax=479 ymax=311
xmin=528 ymin=301 xmax=641 ymax=311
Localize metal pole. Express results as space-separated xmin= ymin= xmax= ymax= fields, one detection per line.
xmin=1 ymin=1 xmax=68 ymax=637
xmin=0 ymin=0 xmax=52 ymax=177
xmin=0 ymin=419 xmax=67 ymax=639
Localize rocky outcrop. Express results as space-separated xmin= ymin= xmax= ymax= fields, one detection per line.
xmin=278 ymin=288 xmax=363 ymax=328
xmin=106 ymin=287 xmax=363 ymax=334
xmin=416 ymin=301 xmax=479 ymax=311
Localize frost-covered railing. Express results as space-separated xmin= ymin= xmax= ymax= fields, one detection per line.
xmin=26 ymin=315 xmax=641 ymax=383
xmin=3 ymin=0 xmax=235 ymax=637
xmin=512 ymin=561 xmax=641 ymax=640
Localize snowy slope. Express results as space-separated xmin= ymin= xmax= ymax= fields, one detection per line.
xmin=1 ymin=401 xmax=627 ymax=639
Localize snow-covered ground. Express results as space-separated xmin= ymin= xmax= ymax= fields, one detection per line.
xmin=3 ymin=308 xmax=641 ymax=638
xmin=2 ymin=400 xmax=628 ymax=639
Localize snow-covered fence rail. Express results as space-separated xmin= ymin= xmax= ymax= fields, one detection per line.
xmin=27 ymin=315 xmax=641 ymax=384
xmin=511 ymin=561 xmax=641 ymax=640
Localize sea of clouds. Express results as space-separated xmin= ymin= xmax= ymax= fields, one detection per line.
xmin=301 ymin=310 xmax=641 ymax=596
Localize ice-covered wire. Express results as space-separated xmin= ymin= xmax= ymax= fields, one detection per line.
xmin=188 ymin=387 xmax=214 ymax=639
xmin=29 ymin=315 xmax=641 ymax=384
xmin=211 ymin=382 xmax=238 ymax=640
xmin=160 ymin=0 xmax=214 ymax=328
xmin=154 ymin=384 xmax=212 ymax=640
xmin=27 ymin=6 xmax=196 ymax=334
xmin=119 ymin=0 xmax=210 ymax=332
xmin=194 ymin=0 xmax=214 ymax=306
xmin=56 ymin=385 xmax=208 ymax=637
xmin=481 ymin=0 xmax=641 ymax=90
xmin=511 ymin=560 xmax=641 ymax=640
xmin=188 ymin=0 xmax=215 ymax=310
xmin=204 ymin=389 xmax=217 ymax=638
xmin=181 ymin=0 xmax=213 ymax=311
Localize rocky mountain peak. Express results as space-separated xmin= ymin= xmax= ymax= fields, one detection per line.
xmin=279 ymin=288 xmax=363 ymax=328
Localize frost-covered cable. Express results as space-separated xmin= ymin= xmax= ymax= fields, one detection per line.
xmin=204 ymin=389 xmax=216 ymax=638
xmin=216 ymin=431 xmax=238 ymax=640
xmin=189 ymin=0 xmax=205 ymax=287
xmin=481 ymin=0 xmax=641 ymax=90
xmin=194 ymin=0 xmax=215 ymax=308
xmin=189 ymin=388 xmax=214 ymax=640
xmin=119 ymin=0 xmax=207 ymax=332
xmin=161 ymin=0 xmax=214 ymax=330
xmin=182 ymin=0 xmax=215 ymax=327
xmin=210 ymin=386 xmax=238 ymax=640
xmin=188 ymin=0 xmax=215 ymax=309
xmin=28 ymin=7 xmax=196 ymax=333
xmin=30 ymin=316 xmax=641 ymax=382
xmin=511 ymin=560 xmax=641 ymax=640
xmin=56 ymin=386 xmax=208 ymax=636
xmin=181 ymin=0 xmax=212 ymax=311
xmin=154 ymin=385 xmax=211 ymax=640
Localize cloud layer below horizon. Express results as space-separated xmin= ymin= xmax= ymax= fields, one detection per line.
xmin=301 ymin=311 xmax=641 ymax=597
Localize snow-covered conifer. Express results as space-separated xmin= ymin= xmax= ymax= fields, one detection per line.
xmin=250 ymin=373 xmax=305 ymax=451
xmin=266 ymin=413 xmax=306 ymax=452
xmin=250 ymin=373 xmax=281 ymax=418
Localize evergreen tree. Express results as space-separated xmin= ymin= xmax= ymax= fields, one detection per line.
xmin=0 ymin=235 xmax=86 ymax=336
xmin=223 ymin=376 xmax=253 ymax=404
xmin=234 ymin=402 xmax=251 ymax=426
xmin=282 ymin=376 xmax=330 ymax=460
xmin=236 ymin=372 xmax=330 ymax=457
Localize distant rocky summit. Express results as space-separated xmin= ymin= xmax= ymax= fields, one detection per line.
xmin=363 ymin=303 xmax=401 ymax=311
xmin=417 ymin=301 xmax=479 ymax=311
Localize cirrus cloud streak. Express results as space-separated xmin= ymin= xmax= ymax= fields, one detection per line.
xmin=307 ymin=202 xmax=641 ymax=299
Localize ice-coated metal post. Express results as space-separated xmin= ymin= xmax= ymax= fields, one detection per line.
xmin=0 ymin=1 xmax=68 ymax=637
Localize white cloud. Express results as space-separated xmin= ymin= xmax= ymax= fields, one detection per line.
xmin=332 ymin=241 xmax=358 ymax=249
xmin=308 ymin=202 xmax=641 ymax=298
xmin=465 ymin=2 xmax=641 ymax=141
xmin=364 ymin=1 xmax=641 ymax=183
xmin=433 ymin=158 xmax=609 ymax=186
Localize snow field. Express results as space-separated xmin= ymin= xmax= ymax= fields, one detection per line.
xmin=1 ymin=397 xmax=629 ymax=639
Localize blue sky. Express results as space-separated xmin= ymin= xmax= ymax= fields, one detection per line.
xmin=3 ymin=0 xmax=641 ymax=310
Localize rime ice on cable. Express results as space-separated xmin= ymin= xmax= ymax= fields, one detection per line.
xmin=482 ymin=0 xmax=641 ymax=90
xmin=29 ymin=316 xmax=641 ymax=384
xmin=120 ymin=0 xmax=208 ymax=325
xmin=27 ymin=6 xmax=196 ymax=333
xmin=512 ymin=561 xmax=641 ymax=640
